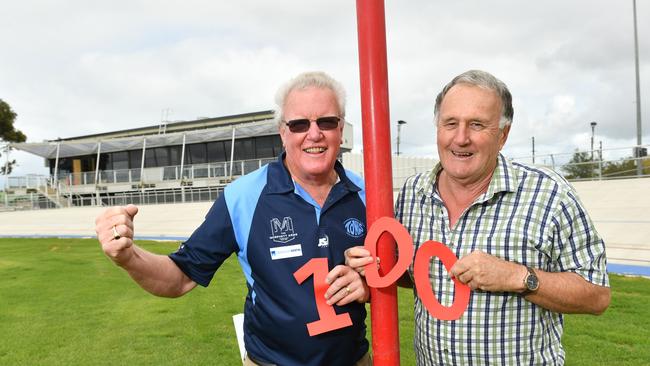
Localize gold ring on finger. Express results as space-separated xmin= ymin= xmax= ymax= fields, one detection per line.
xmin=112 ymin=225 xmax=121 ymax=240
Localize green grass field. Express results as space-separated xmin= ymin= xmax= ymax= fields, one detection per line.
xmin=1 ymin=238 xmax=648 ymax=365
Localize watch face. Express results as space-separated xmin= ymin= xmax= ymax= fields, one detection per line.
xmin=526 ymin=275 xmax=539 ymax=290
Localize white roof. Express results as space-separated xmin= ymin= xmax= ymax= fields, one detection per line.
xmin=13 ymin=119 xmax=279 ymax=159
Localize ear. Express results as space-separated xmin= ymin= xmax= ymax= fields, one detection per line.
xmin=498 ymin=124 xmax=511 ymax=150
xmin=279 ymin=125 xmax=288 ymax=146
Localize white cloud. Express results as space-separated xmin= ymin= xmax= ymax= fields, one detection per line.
xmin=1 ymin=0 xmax=649 ymax=183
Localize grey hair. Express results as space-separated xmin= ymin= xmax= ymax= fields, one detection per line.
xmin=434 ymin=70 xmax=513 ymax=129
xmin=274 ymin=71 xmax=346 ymax=127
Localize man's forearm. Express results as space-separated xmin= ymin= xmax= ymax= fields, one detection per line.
xmin=524 ymin=270 xmax=610 ymax=315
xmin=120 ymin=245 xmax=197 ymax=298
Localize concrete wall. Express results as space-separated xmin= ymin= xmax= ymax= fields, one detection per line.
xmin=0 ymin=177 xmax=648 ymax=268
xmin=571 ymin=178 xmax=650 ymax=267
xmin=0 ymin=202 xmax=213 ymax=239
xmin=342 ymin=152 xmax=438 ymax=191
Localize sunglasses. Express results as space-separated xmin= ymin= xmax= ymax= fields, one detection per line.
xmin=284 ymin=116 xmax=341 ymax=133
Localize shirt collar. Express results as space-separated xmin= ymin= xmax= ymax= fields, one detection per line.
xmin=485 ymin=153 xmax=519 ymax=197
xmin=417 ymin=153 xmax=519 ymax=201
xmin=265 ymin=152 xmax=361 ymax=195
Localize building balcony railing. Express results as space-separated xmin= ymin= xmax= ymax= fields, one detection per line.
xmin=58 ymin=158 xmax=277 ymax=187
xmin=2 ymin=148 xmax=648 ymax=211
xmin=1 ymin=157 xmax=277 ymax=210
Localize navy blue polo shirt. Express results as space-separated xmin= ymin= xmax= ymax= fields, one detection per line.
xmin=169 ymin=153 xmax=369 ymax=366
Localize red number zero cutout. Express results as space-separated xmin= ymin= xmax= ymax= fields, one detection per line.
xmin=363 ymin=216 xmax=414 ymax=288
xmin=414 ymin=240 xmax=470 ymax=321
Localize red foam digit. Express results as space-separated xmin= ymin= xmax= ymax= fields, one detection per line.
xmin=363 ymin=216 xmax=414 ymax=288
xmin=293 ymin=258 xmax=353 ymax=336
xmin=414 ymin=240 xmax=470 ymax=321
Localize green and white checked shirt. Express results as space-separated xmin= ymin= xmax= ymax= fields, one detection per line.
xmin=396 ymin=154 xmax=609 ymax=366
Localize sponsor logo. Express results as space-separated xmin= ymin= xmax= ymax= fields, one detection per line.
xmin=269 ymin=217 xmax=298 ymax=243
xmin=344 ymin=218 xmax=365 ymax=238
xmin=270 ymin=244 xmax=303 ymax=260
xmin=318 ymin=235 xmax=329 ymax=248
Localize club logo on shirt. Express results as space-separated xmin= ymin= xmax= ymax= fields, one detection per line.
xmin=344 ymin=218 xmax=365 ymax=238
xmin=269 ymin=216 xmax=298 ymax=243
xmin=318 ymin=235 xmax=329 ymax=248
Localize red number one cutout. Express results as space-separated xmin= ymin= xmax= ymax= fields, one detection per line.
xmin=414 ymin=240 xmax=471 ymax=321
xmin=293 ymin=258 xmax=353 ymax=336
xmin=363 ymin=216 xmax=414 ymax=288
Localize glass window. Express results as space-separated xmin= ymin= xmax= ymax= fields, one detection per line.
xmin=54 ymin=158 xmax=72 ymax=176
xmin=188 ymin=144 xmax=207 ymax=164
xmin=207 ymin=141 xmax=226 ymax=163
xmin=112 ymin=151 xmax=129 ymax=171
xmin=255 ymin=136 xmax=275 ymax=158
xmin=154 ymin=147 xmax=169 ymax=167
xmin=103 ymin=153 xmax=113 ymax=171
xmin=234 ymin=139 xmax=255 ymax=160
xmin=81 ymin=155 xmax=95 ymax=172
xmin=144 ymin=149 xmax=156 ymax=168
xmin=223 ymin=140 xmax=233 ymax=161
xmin=169 ymin=146 xmax=182 ymax=166
xmin=130 ymin=150 xmax=142 ymax=170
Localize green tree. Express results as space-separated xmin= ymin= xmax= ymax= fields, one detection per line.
xmin=0 ymin=99 xmax=27 ymax=175
xmin=602 ymin=157 xmax=650 ymax=177
xmin=562 ymin=150 xmax=598 ymax=179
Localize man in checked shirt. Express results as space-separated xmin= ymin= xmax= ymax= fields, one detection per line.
xmin=347 ymin=70 xmax=610 ymax=365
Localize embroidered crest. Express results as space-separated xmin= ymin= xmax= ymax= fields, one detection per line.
xmin=344 ymin=218 xmax=365 ymax=238
xmin=269 ymin=217 xmax=298 ymax=243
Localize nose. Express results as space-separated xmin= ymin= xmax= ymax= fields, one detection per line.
xmin=453 ymin=123 xmax=470 ymax=145
xmin=306 ymin=120 xmax=323 ymax=140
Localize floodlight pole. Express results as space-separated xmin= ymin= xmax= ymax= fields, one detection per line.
xmin=633 ymin=0 xmax=643 ymax=175
xmin=590 ymin=121 xmax=597 ymax=160
xmin=356 ymin=1 xmax=400 ymax=365
xmin=397 ymin=120 xmax=407 ymax=156
xmin=532 ymin=136 xmax=535 ymax=164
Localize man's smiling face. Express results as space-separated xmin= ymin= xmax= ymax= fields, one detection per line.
xmin=280 ymin=86 xmax=343 ymax=182
xmin=436 ymin=83 xmax=510 ymax=186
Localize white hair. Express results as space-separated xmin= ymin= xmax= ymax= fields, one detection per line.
xmin=274 ymin=71 xmax=346 ymax=127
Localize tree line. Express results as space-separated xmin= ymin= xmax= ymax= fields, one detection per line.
xmin=562 ymin=150 xmax=650 ymax=179
xmin=1 ymin=99 xmax=27 ymax=175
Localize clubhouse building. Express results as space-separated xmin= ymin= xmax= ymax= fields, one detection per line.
xmin=10 ymin=110 xmax=355 ymax=208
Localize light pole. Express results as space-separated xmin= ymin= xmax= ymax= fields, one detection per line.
xmin=590 ymin=121 xmax=597 ymax=160
xmin=396 ymin=120 xmax=407 ymax=156
xmin=531 ymin=136 xmax=535 ymax=164
xmin=633 ymin=0 xmax=643 ymax=175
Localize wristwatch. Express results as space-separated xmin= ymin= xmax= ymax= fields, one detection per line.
xmin=521 ymin=266 xmax=539 ymax=295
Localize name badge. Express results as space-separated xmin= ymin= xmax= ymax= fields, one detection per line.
xmin=270 ymin=244 xmax=303 ymax=260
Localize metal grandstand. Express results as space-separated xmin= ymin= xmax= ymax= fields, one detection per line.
xmin=4 ymin=110 xmax=354 ymax=210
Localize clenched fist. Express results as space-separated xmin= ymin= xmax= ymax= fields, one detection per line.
xmin=95 ymin=204 xmax=139 ymax=266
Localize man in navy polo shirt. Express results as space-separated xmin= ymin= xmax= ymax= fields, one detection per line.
xmin=95 ymin=71 xmax=371 ymax=366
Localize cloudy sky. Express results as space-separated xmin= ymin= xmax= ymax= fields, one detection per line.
xmin=1 ymin=0 xmax=648 ymax=180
